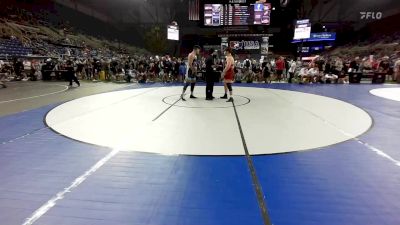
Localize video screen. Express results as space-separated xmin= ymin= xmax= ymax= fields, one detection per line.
xmin=204 ymin=3 xmax=271 ymax=26
xmin=167 ymin=25 xmax=179 ymax=41
xmin=204 ymin=4 xmax=222 ymax=26
xmin=253 ymin=3 xmax=271 ymax=25
xmin=293 ymin=19 xmax=311 ymax=40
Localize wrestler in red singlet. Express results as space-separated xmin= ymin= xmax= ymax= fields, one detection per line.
xmin=221 ymin=47 xmax=234 ymax=102
xmin=224 ymin=63 xmax=234 ymax=83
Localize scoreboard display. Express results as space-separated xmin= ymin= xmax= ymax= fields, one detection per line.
xmin=204 ymin=3 xmax=271 ymax=26
xmin=167 ymin=25 xmax=179 ymax=41
xmin=293 ymin=19 xmax=311 ymax=40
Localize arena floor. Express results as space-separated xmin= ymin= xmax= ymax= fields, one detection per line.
xmin=1 ymin=81 xmax=400 ymax=225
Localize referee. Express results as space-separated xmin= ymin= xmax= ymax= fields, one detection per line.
xmin=66 ymin=60 xmax=80 ymax=87
xmin=205 ymin=49 xmax=216 ymax=100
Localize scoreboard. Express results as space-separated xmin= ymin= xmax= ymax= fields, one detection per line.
xmin=204 ymin=3 xmax=271 ymax=26
xmin=293 ymin=19 xmax=311 ymax=40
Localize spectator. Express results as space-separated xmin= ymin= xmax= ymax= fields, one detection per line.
xmin=378 ymin=56 xmax=390 ymax=73
xmin=173 ymin=58 xmax=180 ymax=82
xmin=244 ymin=58 xmax=252 ymax=72
xmin=308 ymin=65 xmax=320 ymax=83
xmin=349 ymin=57 xmax=360 ymax=73
xmin=298 ymin=66 xmax=309 ymax=84
xmin=252 ymin=60 xmax=261 ymax=82
xmin=394 ymin=53 xmax=400 ymax=83
xmin=178 ymin=61 xmax=186 ymax=83
xmin=262 ymin=61 xmax=271 ymax=83
xmin=13 ymin=58 xmax=24 ymax=80
xmin=235 ymin=68 xmax=243 ymax=83
xmin=0 ymin=60 xmax=7 ymax=88
xmin=288 ymin=59 xmax=296 ymax=83
xmin=333 ymin=57 xmax=343 ymax=76
xmin=275 ymin=56 xmax=285 ymax=82
xmin=243 ymin=65 xmax=254 ymax=83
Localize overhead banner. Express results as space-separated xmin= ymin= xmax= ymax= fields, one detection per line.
xmin=292 ymin=32 xmax=336 ymax=43
xmin=229 ymin=37 xmax=261 ymax=54
xmin=261 ymin=37 xmax=269 ymax=55
xmin=220 ymin=35 xmax=272 ymax=54
xmin=221 ymin=37 xmax=228 ymax=52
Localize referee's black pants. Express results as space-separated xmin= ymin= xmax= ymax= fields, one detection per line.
xmin=68 ymin=72 xmax=80 ymax=86
xmin=206 ymin=81 xmax=214 ymax=99
xmin=205 ymin=72 xmax=214 ymax=99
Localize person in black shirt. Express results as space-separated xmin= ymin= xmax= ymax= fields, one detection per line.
xmin=173 ymin=58 xmax=180 ymax=82
xmin=262 ymin=61 xmax=271 ymax=83
xmin=324 ymin=59 xmax=332 ymax=74
xmin=76 ymin=59 xmax=84 ymax=79
xmin=379 ymin=56 xmax=390 ymax=73
xmin=13 ymin=58 xmax=24 ymax=80
xmin=349 ymin=57 xmax=360 ymax=72
xmin=66 ymin=60 xmax=80 ymax=87
xmin=41 ymin=59 xmax=54 ymax=81
xmin=205 ymin=49 xmax=216 ymax=100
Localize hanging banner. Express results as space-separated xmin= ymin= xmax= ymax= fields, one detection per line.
xmin=228 ymin=37 xmax=261 ymax=54
xmin=221 ymin=37 xmax=228 ymax=52
xmin=261 ymin=36 xmax=269 ymax=55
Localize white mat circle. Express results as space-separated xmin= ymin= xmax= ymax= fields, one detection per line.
xmin=46 ymin=86 xmax=372 ymax=155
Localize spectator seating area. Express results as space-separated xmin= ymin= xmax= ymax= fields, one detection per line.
xmin=328 ymin=32 xmax=400 ymax=58
xmin=0 ymin=38 xmax=33 ymax=57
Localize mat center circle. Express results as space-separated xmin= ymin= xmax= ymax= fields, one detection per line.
xmin=45 ymin=86 xmax=372 ymax=155
xmin=162 ymin=94 xmax=251 ymax=108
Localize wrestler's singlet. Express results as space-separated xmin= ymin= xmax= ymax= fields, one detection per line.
xmin=188 ymin=55 xmax=198 ymax=78
xmin=224 ymin=58 xmax=234 ymax=81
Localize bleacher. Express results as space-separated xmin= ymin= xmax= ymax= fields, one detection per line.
xmin=0 ymin=38 xmax=33 ymax=57
xmin=0 ymin=3 xmax=148 ymax=59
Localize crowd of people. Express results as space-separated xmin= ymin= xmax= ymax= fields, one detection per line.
xmin=299 ymin=54 xmax=400 ymax=84
xmin=2 ymin=47 xmax=400 ymax=89
xmin=0 ymin=54 xmax=189 ymax=87
xmin=220 ymin=52 xmax=400 ymax=85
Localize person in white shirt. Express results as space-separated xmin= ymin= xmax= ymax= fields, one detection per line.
xmin=307 ymin=65 xmax=320 ymax=83
xmin=324 ymin=71 xmax=338 ymax=83
xmin=394 ymin=54 xmax=400 ymax=83
xmin=298 ymin=67 xmax=309 ymax=84
xmin=236 ymin=61 xmax=242 ymax=70
xmin=235 ymin=68 xmax=243 ymax=83
xmin=334 ymin=58 xmax=343 ymax=73
xmin=0 ymin=60 xmax=7 ymax=88
xmin=288 ymin=60 xmax=297 ymax=83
